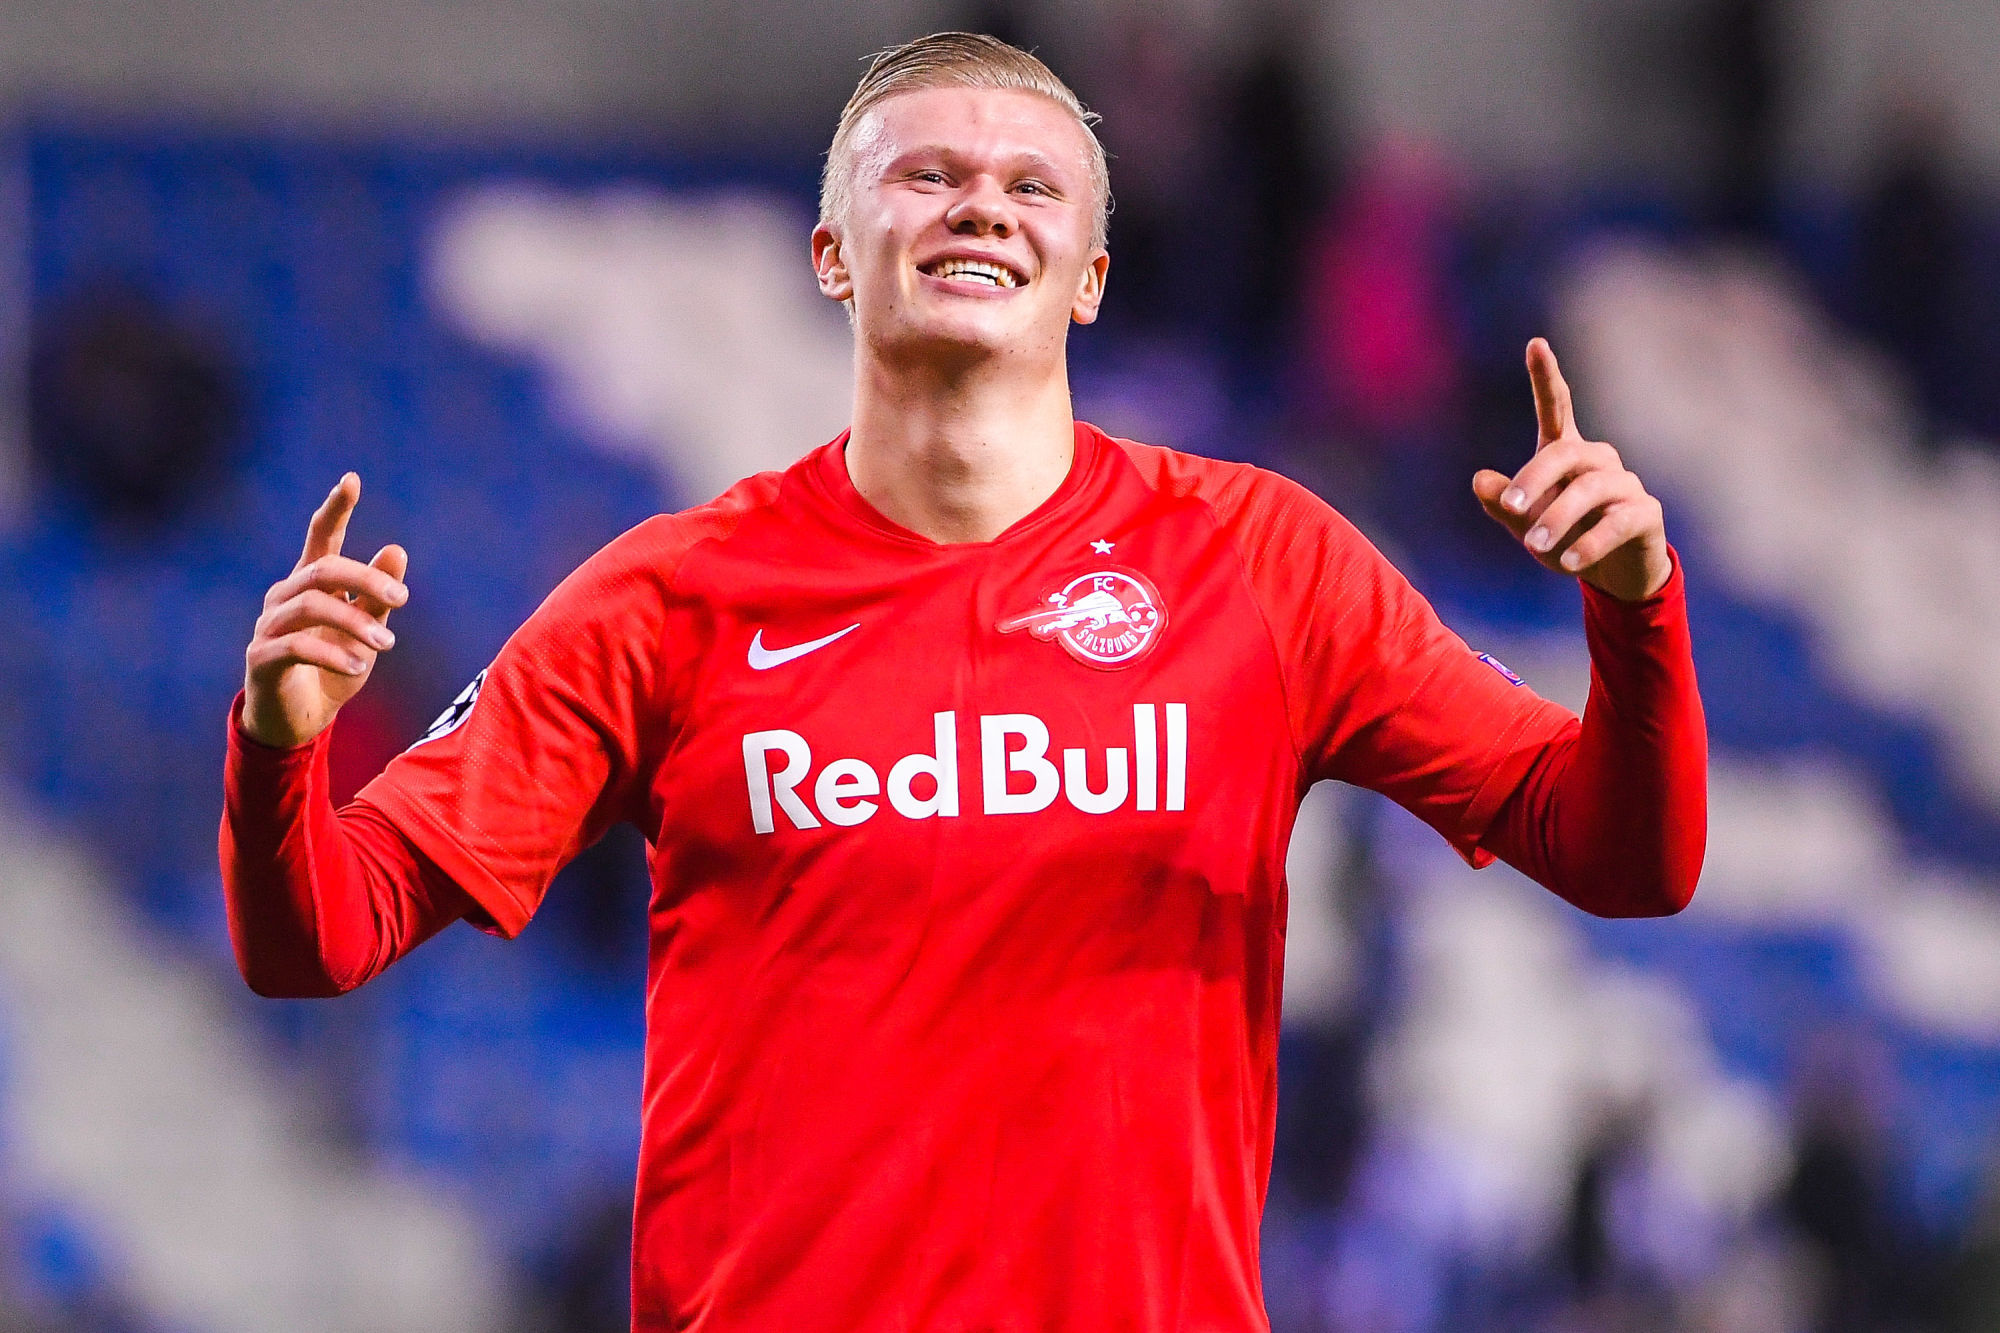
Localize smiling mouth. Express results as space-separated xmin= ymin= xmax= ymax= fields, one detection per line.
xmin=921 ymin=258 xmax=1023 ymax=289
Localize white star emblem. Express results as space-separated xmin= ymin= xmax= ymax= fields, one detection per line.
xmin=1090 ymin=539 xmax=1115 ymax=555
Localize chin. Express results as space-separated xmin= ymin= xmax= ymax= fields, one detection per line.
xmin=875 ymin=306 xmax=1032 ymax=361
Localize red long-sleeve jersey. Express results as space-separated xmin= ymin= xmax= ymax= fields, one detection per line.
xmin=222 ymin=423 xmax=1706 ymax=1331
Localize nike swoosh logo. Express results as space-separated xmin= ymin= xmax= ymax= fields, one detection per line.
xmin=747 ymin=624 xmax=860 ymax=670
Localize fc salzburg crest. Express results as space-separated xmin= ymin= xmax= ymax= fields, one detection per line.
xmin=998 ymin=568 xmax=1167 ymax=669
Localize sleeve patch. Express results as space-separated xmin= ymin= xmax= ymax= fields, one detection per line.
xmin=1475 ymin=653 xmax=1526 ymax=687
xmin=409 ymin=668 xmax=489 ymax=749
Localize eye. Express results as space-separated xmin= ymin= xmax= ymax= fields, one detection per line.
xmin=913 ymin=170 xmax=949 ymax=185
xmin=1014 ymin=180 xmax=1051 ymax=197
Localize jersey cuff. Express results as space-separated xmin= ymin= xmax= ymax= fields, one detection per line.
xmin=351 ymin=789 xmax=534 ymax=939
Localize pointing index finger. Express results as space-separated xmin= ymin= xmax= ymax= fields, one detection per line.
xmin=1526 ymin=337 xmax=1575 ymax=448
xmin=298 ymin=472 xmax=360 ymax=570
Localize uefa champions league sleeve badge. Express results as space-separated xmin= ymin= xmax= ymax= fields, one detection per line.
xmin=409 ymin=668 xmax=488 ymax=748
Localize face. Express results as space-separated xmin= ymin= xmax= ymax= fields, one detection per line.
xmin=812 ymin=86 xmax=1109 ymax=369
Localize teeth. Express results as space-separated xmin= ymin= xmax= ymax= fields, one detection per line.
xmin=930 ymin=258 xmax=1018 ymax=289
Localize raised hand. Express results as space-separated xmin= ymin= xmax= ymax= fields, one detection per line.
xmin=240 ymin=473 xmax=410 ymax=748
xmin=1472 ymin=338 xmax=1672 ymax=603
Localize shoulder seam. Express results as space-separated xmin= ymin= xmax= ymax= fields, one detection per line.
xmin=603 ymin=469 xmax=785 ymax=803
xmin=1192 ymin=492 xmax=1310 ymax=784
xmin=519 ymin=501 xmax=756 ymax=833
xmin=1119 ymin=462 xmax=1310 ymax=785
xmin=1102 ymin=438 xmax=1312 ymax=779
xmin=637 ymin=519 xmax=740 ymax=812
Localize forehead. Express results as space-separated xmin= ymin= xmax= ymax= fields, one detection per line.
xmin=850 ymin=86 xmax=1094 ymax=178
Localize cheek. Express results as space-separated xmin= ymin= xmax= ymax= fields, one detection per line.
xmin=840 ymin=239 xmax=899 ymax=302
xmin=852 ymin=206 xmax=926 ymax=278
xmin=1028 ymin=227 xmax=1090 ymax=296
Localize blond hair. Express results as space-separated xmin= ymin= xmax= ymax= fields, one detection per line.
xmin=819 ymin=32 xmax=1111 ymax=251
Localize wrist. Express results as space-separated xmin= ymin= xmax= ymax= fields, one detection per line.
xmin=1584 ymin=540 xmax=1674 ymax=604
xmin=1583 ymin=544 xmax=1682 ymax=611
xmin=236 ymin=687 xmax=329 ymax=751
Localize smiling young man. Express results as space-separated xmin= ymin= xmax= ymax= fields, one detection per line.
xmin=221 ymin=32 xmax=1706 ymax=1333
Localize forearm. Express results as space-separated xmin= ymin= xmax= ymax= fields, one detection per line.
xmin=1488 ymin=552 xmax=1708 ymax=916
xmin=220 ymin=695 xmax=468 ymax=997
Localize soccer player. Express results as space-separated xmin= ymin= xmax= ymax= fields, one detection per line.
xmin=222 ymin=32 xmax=1705 ymax=1332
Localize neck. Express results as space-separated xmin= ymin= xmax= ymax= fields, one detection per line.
xmin=844 ymin=344 xmax=1077 ymax=544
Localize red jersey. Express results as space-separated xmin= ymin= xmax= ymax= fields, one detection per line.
xmin=350 ymin=422 xmax=1578 ymax=1330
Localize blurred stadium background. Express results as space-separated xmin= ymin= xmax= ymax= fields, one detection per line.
xmin=0 ymin=0 xmax=1998 ymax=1329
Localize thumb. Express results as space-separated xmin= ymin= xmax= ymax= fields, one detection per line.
xmin=356 ymin=544 xmax=409 ymax=623
xmin=1473 ymin=469 xmax=1529 ymax=538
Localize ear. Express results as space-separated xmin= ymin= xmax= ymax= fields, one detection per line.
xmin=812 ymin=224 xmax=853 ymax=303
xmin=1070 ymin=248 xmax=1110 ymax=325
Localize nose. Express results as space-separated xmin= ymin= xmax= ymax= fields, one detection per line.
xmin=944 ymin=175 xmax=1014 ymax=238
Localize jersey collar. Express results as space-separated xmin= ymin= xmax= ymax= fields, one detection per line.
xmin=807 ymin=421 xmax=1106 ymax=551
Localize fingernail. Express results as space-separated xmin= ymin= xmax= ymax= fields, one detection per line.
xmin=369 ymin=626 xmax=395 ymax=649
xmin=387 ymin=583 xmax=408 ymax=605
xmin=1503 ymin=488 xmax=1527 ymax=513
xmin=1526 ymin=526 xmax=1551 ymax=552
xmin=347 ymin=654 xmax=367 ymax=673
xmin=1561 ymin=550 xmax=1583 ymax=571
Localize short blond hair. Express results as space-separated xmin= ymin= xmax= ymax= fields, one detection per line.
xmin=819 ymin=32 xmax=1111 ymax=251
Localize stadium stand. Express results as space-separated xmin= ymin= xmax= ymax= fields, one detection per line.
xmin=0 ymin=799 xmax=501 ymax=1333
xmin=428 ymin=184 xmax=851 ymax=505
xmin=4 ymin=126 xmax=702 ymax=1318
xmin=1565 ymin=242 xmax=2000 ymax=868
xmin=1460 ymin=605 xmax=2000 ymax=1233
xmin=1553 ymin=240 xmax=2000 ymax=1243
